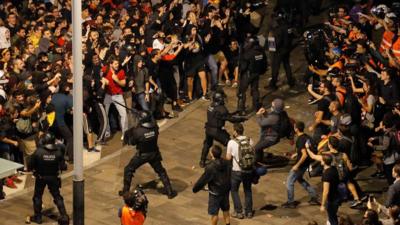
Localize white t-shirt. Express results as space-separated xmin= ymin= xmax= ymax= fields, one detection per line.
xmin=152 ymin=39 xmax=165 ymax=50
xmin=227 ymin=136 xmax=254 ymax=172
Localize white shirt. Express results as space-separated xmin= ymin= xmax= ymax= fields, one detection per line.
xmin=226 ymin=135 xmax=254 ymax=172
xmin=152 ymin=39 xmax=165 ymax=50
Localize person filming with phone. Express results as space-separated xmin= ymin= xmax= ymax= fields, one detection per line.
xmin=364 ymin=163 xmax=400 ymax=224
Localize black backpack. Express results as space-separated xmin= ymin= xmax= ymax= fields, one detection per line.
xmin=277 ymin=111 xmax=294 ymax=139
xmin=332 ymin=152 xmax=348 ymax=182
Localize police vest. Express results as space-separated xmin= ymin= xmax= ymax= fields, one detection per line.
xmin=206 ymin=103 xmax=226 ymax=129
xmin=136 ymin=126 xmax=159 ymax=154
xmin=380 ymin=30 xmax=395 ymax=53
xmin=391 ymin=38 xmax=400 ymax=60
xmin=250 ymin=47 xmax=267 ymax=74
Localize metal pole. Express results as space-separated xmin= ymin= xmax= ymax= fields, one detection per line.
xmin=72 ymin=0 xmax=84 ymax=224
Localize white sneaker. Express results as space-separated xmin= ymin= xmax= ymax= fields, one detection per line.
xmin=200 ymin=95 xmax=210 ymax=101
xmin=104 ymin=132 xmax=111 ymax=139
xmin=121 ymin=135 xmax=124 ymax=141
xmin=225 ymin=80 xmax=231 ymax=86
xmin=231 ymin=82 xmax=238 ymax=88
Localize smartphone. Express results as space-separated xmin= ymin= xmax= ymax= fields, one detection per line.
xmin=306 ymin=139 xmax=311 ymax=148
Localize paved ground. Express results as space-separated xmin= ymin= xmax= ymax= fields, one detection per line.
xmin=0 ymin=41 xmax=389 ymax=225
xmin=0 ymin=1 xmax=390 ymax=224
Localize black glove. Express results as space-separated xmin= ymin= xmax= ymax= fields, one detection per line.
xmin=60 ymin=162 xmax=68 ymax=171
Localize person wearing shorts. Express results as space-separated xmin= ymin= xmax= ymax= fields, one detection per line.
xmin=193 ymin=145 xmax=231 ymax=225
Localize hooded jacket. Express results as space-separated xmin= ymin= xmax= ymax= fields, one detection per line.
xmin=193 ymin=158 xmax=231 ymax=196
xmin=0 ymin=26 xmax=11 ymax=49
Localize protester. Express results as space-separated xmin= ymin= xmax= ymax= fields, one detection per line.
xmin=193 ymin=145 xmax=231 ymax=225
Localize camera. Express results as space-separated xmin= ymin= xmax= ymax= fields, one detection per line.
xmin=131 ymin=187 xmax=148 ymax=214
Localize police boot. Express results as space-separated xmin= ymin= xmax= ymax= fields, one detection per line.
xmin=26 ymin=215 xmax=42 ymax=224
xmin=57 ymin=214 xmax=70 ymax=225
xmin=160 ymin=173 xmax=177 ymax=199
xmin=119 ymin=173 xmax=133 ymax=196
xmin=53 ymin=197 xmax=67 ymax=220
xmin=237 ymin=94 xmax=246 ymax=116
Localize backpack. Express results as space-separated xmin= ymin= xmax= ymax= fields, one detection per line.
xmin=234 ymin=137 xmax=255 ymax=171
xmin=16 ymin=117 xmax=33 ymax=134
xmin=340 ymin=135 xmax=358 ymax=164
xmin=278 ymin=111 xmax=295 ymax=139
xmin=332 ymin=152 xmax=348 ymax=182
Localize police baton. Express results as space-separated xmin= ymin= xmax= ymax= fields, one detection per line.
xmin=112 ymin=100 xmax=140 ymax=115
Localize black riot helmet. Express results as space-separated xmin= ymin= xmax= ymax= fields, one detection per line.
xmin=39 ymin=132 xmax=57 ymax=150
xmin=212 ymin=89 xmax=227 ymax=105
xmin=138 ymin=110 xmax=155 ymax=128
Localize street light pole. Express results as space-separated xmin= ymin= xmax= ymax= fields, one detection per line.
xmin=72 ymin=0 xmax=84 ymax=224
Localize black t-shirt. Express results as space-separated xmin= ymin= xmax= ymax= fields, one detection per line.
xmin=316 ymin=95 xmax=333 ymax=130
xmin=379 ymin=80 xmax=400 ymax=107
xmin=322 ymin=166 xmax=340 ymax=201
xmin=146 ymin=59 xmax=159 ymax=81
xmin=225 ymin=48 xmax=239 ymax=67
xmin=317 ymin=95 xmax=333 ymax=120
xmin=295 ymin=133 xmax=312 ymax=169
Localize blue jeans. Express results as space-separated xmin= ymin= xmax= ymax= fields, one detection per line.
xmin=0 ymin=141 xmax=11 ymax=160
xmin=135 ymin=92 xmax=150 ymax=111
xmin=326 ymin=199 xmax=340 ymax=225
xmin=205 ymin=54 xmax=218 ymax=91
xmin=286 ymin=167 xmax=317 ymax=203
xmin=231 ymin=171 xmax=253 ymax=214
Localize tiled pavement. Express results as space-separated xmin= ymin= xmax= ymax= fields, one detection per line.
xmin=0 ymin=1 xmax=389 ymax=223
xmin=0 ymin=71 xmax=389 ymax=224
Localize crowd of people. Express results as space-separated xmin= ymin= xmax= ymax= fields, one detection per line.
xmin=294 ymin=0 xmax=400 ymax=224
xmin=0 ymin=0 xmax=400 ymax=225
xmin=0 ymin=0 xmax=265 ymax=193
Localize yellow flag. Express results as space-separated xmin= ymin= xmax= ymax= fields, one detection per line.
xmin=47 ymin=112 xmax=55 ymax=127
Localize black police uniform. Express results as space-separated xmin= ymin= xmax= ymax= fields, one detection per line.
xmin=0 ymin=178 xmax=4 ymax=200
xmin=29 ymin=137 xmax=68 ymax=223
xmin=200 ymin=93 xmax=246 ymax=167
xmin=269 ymin=16 xmax=294 ymax=89
xmin=237 ymin=39 xmax=266 ymax=115
xmin=121 ymin=113 xmax=177 ymax=199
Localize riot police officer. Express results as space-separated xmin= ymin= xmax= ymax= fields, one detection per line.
xmin=200 ymin=90 xmax=247 ymax=168
xmin=268 ymin=10 xmax=295 ymax=90
xmin=237 ymin=36 xmax=267 ymax=116
xmin=120 ymin=111 xmax=177 ymax=199
xmin=28 ymin=133 xmax=69 ymax=224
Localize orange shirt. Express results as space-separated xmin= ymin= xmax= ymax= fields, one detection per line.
xmin=120 ymin=206 xmax=145 ymax=225
xmin=348 ymin=30 xmax=363 ymax=42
